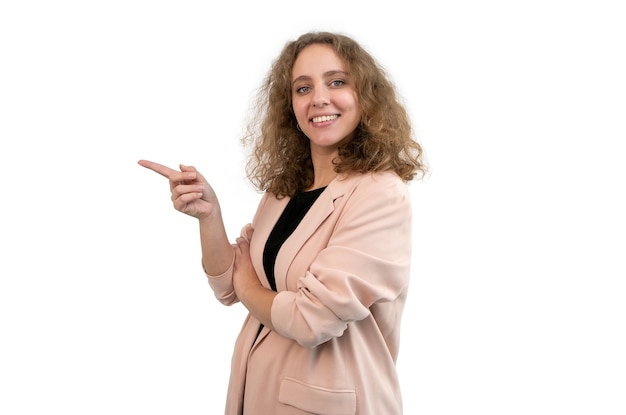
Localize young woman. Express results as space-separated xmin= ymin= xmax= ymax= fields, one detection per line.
xmin=139 ymin=31 xmax=427 ymax=415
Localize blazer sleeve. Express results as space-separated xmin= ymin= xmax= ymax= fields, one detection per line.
xmin=271 ymin=173 xmax=413 ymax=347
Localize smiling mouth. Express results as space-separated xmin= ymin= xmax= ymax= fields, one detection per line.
xmin=311 ymin=114 xmax=339 ymax=123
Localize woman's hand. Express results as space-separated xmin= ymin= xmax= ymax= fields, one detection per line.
xmin=138 ymin=160 xmax=218 ymax=220
xmin=233 ymin=235 xmax=276 ymax=329
xmin=232 ymin=236 xmax=262 ymax=300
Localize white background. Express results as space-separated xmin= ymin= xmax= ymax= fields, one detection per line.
xmin=1 ymin=1 xmax=625 ymax=414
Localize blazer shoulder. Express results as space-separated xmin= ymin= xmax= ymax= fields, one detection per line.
xmin=326 ymin=171 xmax=409 ymax=212
xmin=346 ymin=171 xmax=408 ymax=195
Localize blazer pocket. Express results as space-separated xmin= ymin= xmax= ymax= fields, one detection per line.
xmin=278 ymin=377 xmax=356 ymax=415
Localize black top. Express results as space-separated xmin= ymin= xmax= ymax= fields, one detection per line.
xmin=262 ymin=186 xmax=326 ymax=291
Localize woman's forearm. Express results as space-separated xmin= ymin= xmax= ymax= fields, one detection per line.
xmin=199 ymin=208 xmax=234 ymax=276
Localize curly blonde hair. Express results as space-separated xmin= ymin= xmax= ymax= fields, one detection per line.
xmin=243 ymin=31 xmax=427 ymax=198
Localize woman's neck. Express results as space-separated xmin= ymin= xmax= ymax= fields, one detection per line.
xmin=308 ymin=150 xmax=339 ymax=191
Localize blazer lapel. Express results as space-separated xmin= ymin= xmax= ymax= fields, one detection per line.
xmin=273 ymin=174 xmax=355 ymax=291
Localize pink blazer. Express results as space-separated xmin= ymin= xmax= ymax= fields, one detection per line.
xmin=206 ymin=171 xmax=413 ymax=415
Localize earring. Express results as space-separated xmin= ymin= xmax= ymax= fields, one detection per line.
xmin=296 ymin=124 xmax=302 ymax=131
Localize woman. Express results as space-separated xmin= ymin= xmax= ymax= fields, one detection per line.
xmin=139 ymin=31 xmax=427 ymax=415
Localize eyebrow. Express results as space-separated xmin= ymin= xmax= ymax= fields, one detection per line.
xmin=292 ymin=70 xmax=349 ymax=86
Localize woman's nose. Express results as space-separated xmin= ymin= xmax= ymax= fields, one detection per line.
xmin=312 ymin=87 xmax=330 ymax=107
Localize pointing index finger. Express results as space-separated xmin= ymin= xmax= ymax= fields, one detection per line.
xmin=137 ymin=159 xmax=178 ymax=179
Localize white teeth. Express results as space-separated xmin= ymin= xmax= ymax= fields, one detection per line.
xmin=312 ymin=115 xmax=338 ymax=123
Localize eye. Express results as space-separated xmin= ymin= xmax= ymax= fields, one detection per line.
xmin=330 ymin=79 xmax=346 ymax=87
xmin=295 ymin=85 xmax=310 ymax=94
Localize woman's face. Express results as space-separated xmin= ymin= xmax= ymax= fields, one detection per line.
xmin=291 ymin=44 xmax=361 ymax=154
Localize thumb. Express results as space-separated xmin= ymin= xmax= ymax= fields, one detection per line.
xmin=179 ymin=164 xmax=197 ymax=172
xmin=180 ymin=164 xmax=207 ymax=182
